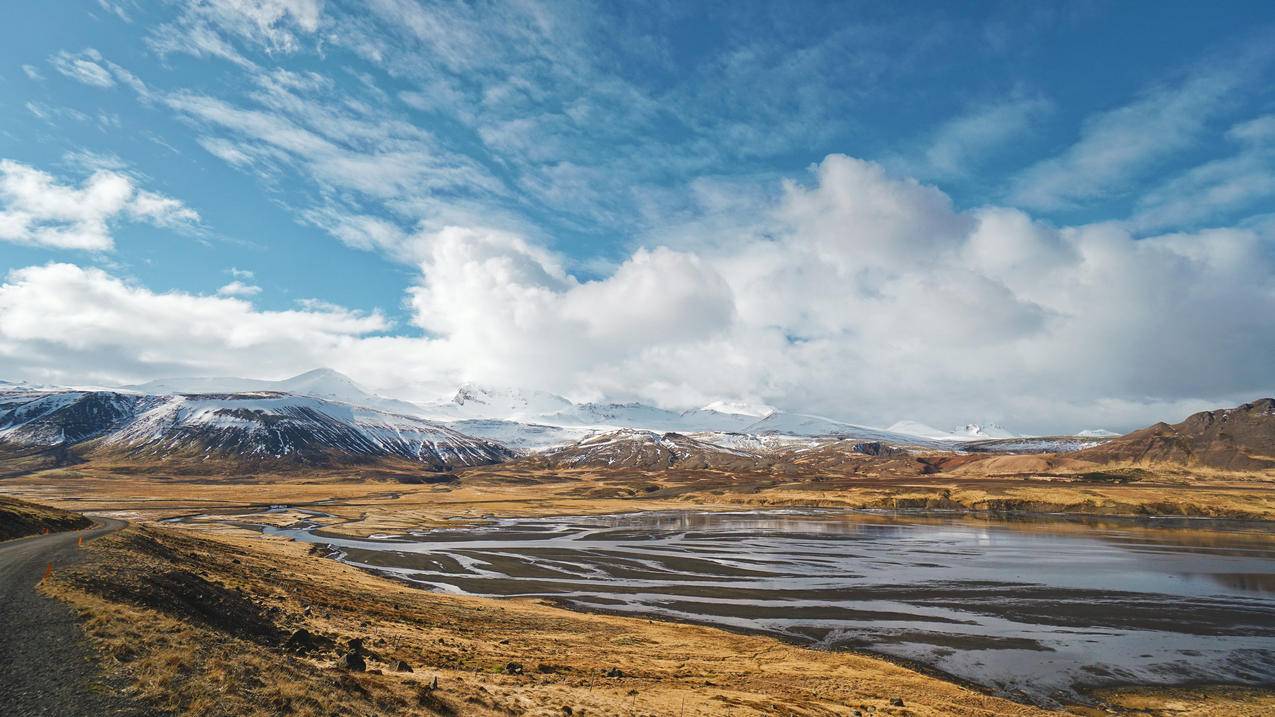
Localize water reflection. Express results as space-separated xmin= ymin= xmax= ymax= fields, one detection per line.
xmin=265 ymin=509 xmax=1275 ymax=707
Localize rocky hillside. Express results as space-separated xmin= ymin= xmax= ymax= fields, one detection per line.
xmin=1075 ymin=398 xmax=1275 ymax=471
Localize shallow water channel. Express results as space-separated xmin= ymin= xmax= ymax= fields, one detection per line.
xmin=262 ymin=510 xmax=1275 ymax=706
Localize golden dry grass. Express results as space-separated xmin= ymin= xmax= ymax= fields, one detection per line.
xmin=45 ymin=524 xmax=1062 ymax=717
xmin=15 ymin=461 xmax=1272 ymax=716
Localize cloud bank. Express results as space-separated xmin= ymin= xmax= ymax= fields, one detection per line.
xmin=2 ymin=155 xmax=1271 ymax=433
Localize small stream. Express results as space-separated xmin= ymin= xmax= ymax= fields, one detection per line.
xmin=247 ymin=509 xmax=1275 ymax=706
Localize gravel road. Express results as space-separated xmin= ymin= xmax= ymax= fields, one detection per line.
xmin=0 ymin=517 xmax=154 ymax=716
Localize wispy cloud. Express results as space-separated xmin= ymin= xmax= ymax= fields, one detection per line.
xmin=909 ymin=95 xmax=1052 ymax=179
xmin=1131 ymin=114 xmax=1275 ymax=231
xmin=49 ymin=48 xmax=116 ymax=88
xmin=1009 ymin=47 xmax=1270 ymax=210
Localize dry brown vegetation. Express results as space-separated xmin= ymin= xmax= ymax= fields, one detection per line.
xmin=8 ymin=453 xmax=1275 ymax=715
xmin=0 ymin=495 xmax=93 ymax=540
xmin=45 ymin=524 xmax=1059 ymax=717
xmin=40 ymin=519 xmax=1275 ymax=717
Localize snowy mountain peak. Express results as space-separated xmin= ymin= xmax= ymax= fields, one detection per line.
xmin=957 ymin=422 xmax=1021 ymax=439
xmin=1077 ymin=428 xmax=1120 ymax=438
xmin=123 ymin=369 xmax=423 ymax=417
xmin=698 ymin=400 xmax=773 ymax=418
xmin=278 ymin=368 xmax=364 ymax=393
xmin=449 ymin=384 xmax=574 ymax=416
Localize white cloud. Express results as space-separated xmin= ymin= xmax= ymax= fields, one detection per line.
xmin=49 ymin=48 xmax=115 ymax=88
xmin=1010 ymin=60 xmax=1254 ymax=210
xmin=217 ymin=280 xmax=261 ymax=297
xmin=0 ymin=159 xmax=199 ymax=251
xmin=228 ymin=267 xmax=255 ymax=279
xmin=4 ymin=154 xmax=1271 ymax=432
xmin=21 ymin=64 xmax=44 ymax=81
xmin=1131 ymin=114 xmax=1275 ymax=231
xmin=149 ymin=0 xmax=322 ymax=63
xmin=0 ymin=263 xmax=385 ymax=387
xmin=387 ymin=155 xmax=1275 ymax=431
xmin=913 ymin=96 xmax=1051 ymax=178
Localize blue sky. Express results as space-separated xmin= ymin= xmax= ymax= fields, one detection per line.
xmin=1 ymin=1 xmax=1273 ymax=432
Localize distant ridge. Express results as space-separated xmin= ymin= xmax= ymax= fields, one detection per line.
xmin=1076 ymin=398 xmax=1275 ymax=470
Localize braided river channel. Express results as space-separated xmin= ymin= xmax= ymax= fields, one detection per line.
xmin=263 ymin=510 xmax=1275 ymax=706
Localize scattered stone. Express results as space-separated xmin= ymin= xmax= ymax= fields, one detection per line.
xmin=604 ymin=667 xmax=624 ymax=678
xmin=284 ymin=628 xmax=321 ymax=654
xmin=890 ymin=697 xmax=905 ymax=707
xmin=853 ymin=712 xmax=863 ymax=717
xmin=504 ymin=661 xmax=524 ymax=675
xmin=427 ymin=674 xmax=439 ymax=691
xmin=337 ymin=651 xmax=366 ymax=671
xmin=345 ymin=637 xmax=365 ymax=653
xmin=395 ymin=660 xmax=413 ymax=673
xmin=302 ymin=606 xmax=312 ymax=616
xmin=562 ymin=707 xmax=573 ymax=716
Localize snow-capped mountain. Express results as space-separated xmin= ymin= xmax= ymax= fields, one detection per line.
xmin=533 ymin=429 xmax=770 ymax=471
xmin=418 ymin=384 xmax=761 ymax=435
xmin=0 ymin=384 xmax=510 ymax=470
xmin=442 ymin=419 xmax=593 ymax=452
xmin=957 ymin=422 xmax=1021 ymax=439
xmin=125 ymin=368 xmax=423 ymax=418
xmin=744 ymin=412 xmax=947 ymax=448
xmin=887 ymin=420 xmax=1024 ymax=441
xmin=0 ymin=389 xmax=148 ymax=448
xmin=419 ymin=384 xmax=576 ymax=421
xmin=1077 ymin=428 xmax=1120 ymax=438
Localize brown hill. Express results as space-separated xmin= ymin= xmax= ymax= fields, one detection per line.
xmin=1075 ymin=398 xmax=1275 ymax=471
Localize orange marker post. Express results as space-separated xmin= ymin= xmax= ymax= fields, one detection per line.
xmin=43 ymin=562 xmax=53 ymax=580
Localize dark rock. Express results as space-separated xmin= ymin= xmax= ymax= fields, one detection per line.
xmin=284 ymin=628 xmax=324 ymax=654
xmin=503 ymin=661 xmax=524 ymax=675
xmin=604 ymin=667 xmax=624 ymax=678
xmin=562 ymin=707 xmax=574 ymax=716
xmin=395 ymin=660 xmax=413 ymax=673
xmin=345 ymin=637 xmax=364 ymax=653
xmin=890 ymin=697 xmax=905 ymax=707
xmin=337 ymin=651 xmax=366 ymax=671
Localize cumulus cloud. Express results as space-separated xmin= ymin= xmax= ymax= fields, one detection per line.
xmin=387 ymin=155 xmax=1275 ymax=431
xmin=1 ymin=155 xmax=1272 ymax=433
xmin=0 ymin=159 xmax=199 ymax=251
xmin=0 ymin=263 xmax=385 ymax=387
